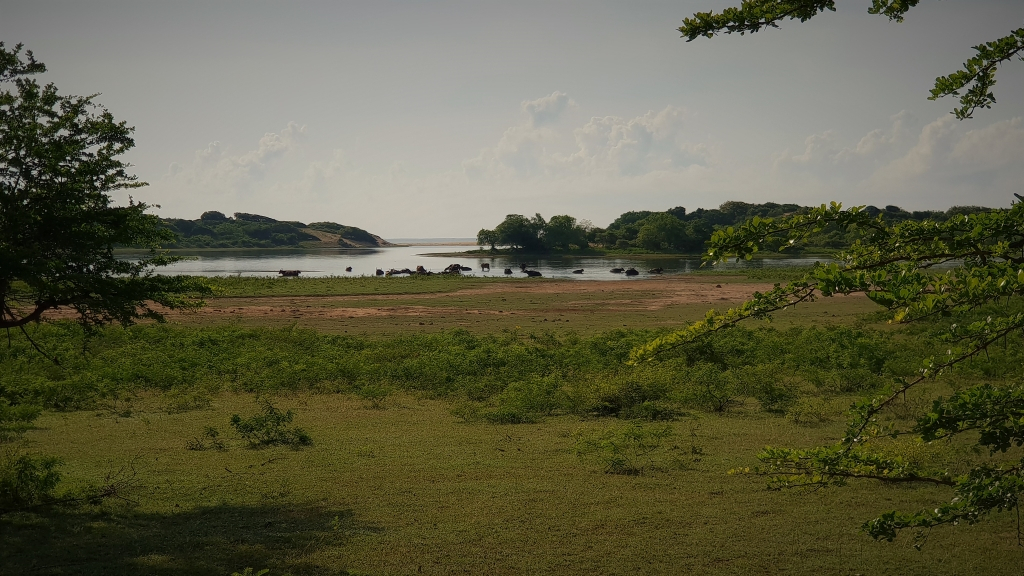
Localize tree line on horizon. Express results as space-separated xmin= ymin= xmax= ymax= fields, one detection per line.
xmin=476 ymin=201 xmax=994 ymax=254
xmin=160 ymin=211 xmax=382 ymax=249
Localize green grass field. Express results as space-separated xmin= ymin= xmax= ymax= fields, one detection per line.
xmin=3 ymin=275 xmax=1023 ymax=575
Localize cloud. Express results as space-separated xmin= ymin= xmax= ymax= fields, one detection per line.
xmin=169 ymin=122 xmax=307 ymax=192
xmin=463 ymin=96 xmax=709 ymax=180
xmin=522 ymin=91 xmax=573 ymax=127
xmin=570 ymin=106 xmax=709 ymax=176
xmin=772 ymin=112 xmax=1024 ymax=208
xmin=774 ymin=111 xmax=919 ymax=180
xmin=949 ymin=117 xmax=1024 ymax=172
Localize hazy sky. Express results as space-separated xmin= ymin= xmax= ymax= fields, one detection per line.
xmin=3 ymin=1 xmax=1023 ymax=236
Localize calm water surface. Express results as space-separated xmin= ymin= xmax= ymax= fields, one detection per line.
xmin=144 ymin=244 xmax=828 ymax=280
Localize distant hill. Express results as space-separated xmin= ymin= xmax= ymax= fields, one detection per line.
xmin=161 ymin=211 xmax=391 ymax=249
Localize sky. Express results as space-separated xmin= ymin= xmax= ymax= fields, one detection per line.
xmin=3 ymin=0 xmax=1024 ymax=237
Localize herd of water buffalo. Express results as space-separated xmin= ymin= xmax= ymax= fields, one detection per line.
xmin=279 ymin=264 xmax=666 ymax=278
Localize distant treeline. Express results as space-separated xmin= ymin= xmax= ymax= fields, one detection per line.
xmin=161 ymin=211 xmax=385 ymax=249
xmin=476 ymin=202 xmax=993 ymax=254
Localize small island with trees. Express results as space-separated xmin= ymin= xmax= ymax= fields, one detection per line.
xmin=160 ymin=211 xmax=391 ymax=249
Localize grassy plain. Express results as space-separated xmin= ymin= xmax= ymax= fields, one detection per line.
xmin=4 ymin=273 xmax=1023 ymax=575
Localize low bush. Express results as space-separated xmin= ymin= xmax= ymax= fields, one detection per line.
xmin=0 ymin=448 xmax=63 ymax=515
xmin=186 ymin=426 xmax=225 ymax=451
xmin=3 ymin=320 xmax=1019 ymax=425
xmin=572 ymin=421 xmax=675 ymax=475
xmin=230 ymin=399 xmax=312 ymax=448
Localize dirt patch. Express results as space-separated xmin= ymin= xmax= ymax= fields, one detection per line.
xmin=161 ymin=278 xmax=774 ymax=321
xmin=38 ymin=277 xmax=870 ymax=333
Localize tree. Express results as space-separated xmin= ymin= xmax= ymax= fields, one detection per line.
xmin=0 ymin=43 xmax=210 ymax=340
xmin=542 ymin=214 xmax=588 ymax=251
xmin=634 ymin=202 xmax=1024 ymax=543
xmin=633 ymin=2 xmax=1024 ymax=543
xmin=477 ymin=228 xmax=498 ymax=250
xmin=678 ymin=1 xmax=1024 ymax=120
xmin=492 ymin=213 xmax=545 ymax=251
xmin=635 ymin=213 xmax=688 ymax=251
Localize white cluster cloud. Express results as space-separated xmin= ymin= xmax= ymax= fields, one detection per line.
xmin=569 ymin=107 xmax=710 ymax=177
xmin=463 ymin=93 xmax=709 ymax=180
xmin=522 ymin=91 xmax=573 ymax=127
xmin=150 ymin=95 xmax=1024 ymax=237
xmin=774 ymin=112 xmax=1024 ymax=208
xmin=167 ymin=122 xmax=306 ymax=193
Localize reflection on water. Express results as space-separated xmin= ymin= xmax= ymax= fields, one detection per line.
xmin=132 ymin=246 xmax=829 ymax=280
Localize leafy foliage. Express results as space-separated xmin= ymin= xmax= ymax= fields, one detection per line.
xmin=478 ymin=202 xmax=990 ymax=254
xmin=0 ymin=42 xmax=211 ymax=333
xmin=230 ymin=398 xmax=312 ymax=448
xmin=678 ymin=1 xmax=1024 ymax=120
xmin=572 ymin=421 xmax=677 ymax=475
xmin=0 ymin=448 xmax=62 ymax=515
xmin=634 ymin=200 xmax=1024 ymax=543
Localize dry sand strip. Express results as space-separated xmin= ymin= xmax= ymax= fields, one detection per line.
xmin=37 ymin=278 xmax=867 ymax=325
xmin=170 ymin=279 xmax=777 ymax=321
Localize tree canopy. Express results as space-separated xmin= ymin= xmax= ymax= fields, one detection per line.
xmin=0 ymin=43 xmax=210 ymax=336
xmin=648 ymin=1 xmax=1024 ymax=544
xmin=678 ymin=1 xmax=1024 ymax=119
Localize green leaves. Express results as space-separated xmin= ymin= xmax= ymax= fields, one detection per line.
xmin=680 ymin=3 xmax=1022 ymax=120
xmin=930 ymin=29 xmax=1024 ymax=120
xmin=638 ymin=199 xmax=1024 ymax=543
xmin=679 ymin=1 xmax=837 ymax=41
xmin=0 ymin=43 xmax=212 ymax=333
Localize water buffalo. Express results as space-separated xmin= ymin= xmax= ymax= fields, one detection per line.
xmin=504 ymin=268 xmax=513 ymax=275
xmin=375 ymin=269 xmax=384 ymax=276
xmin=624 ymin=268 xmax=639 ymax=276
xmin=345 ymin=266 xmax=352 ymax=272
xmin=648 ymin=267 xmax=664 ymax=274
xmin=524 ymin=270 xmax=542 ymax=277
xmin=610 ymin=268 xmax=624 ymax=273
xmin=481 ymin=263 xmax=490 ymax=271
xmin=278 ymin=270 xmax=300 ymax=277
xmin=572 ymin=269 xmax=584 ymax=274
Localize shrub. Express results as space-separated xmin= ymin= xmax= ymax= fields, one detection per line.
xmin=572 ymin=421 xmax=675 ymax=475
xmin=0 ymin=399 xmax=42 ymax=443
xmin=734 ymin=364 xmax=798 ymax=413
xmin=185 ymin=426 xmax=225 ymax=451
xmin=230 ymin=399 xmax=312 ymax=448
xmin=678 ymin=362 xmax=739 ymax=412
xmin=785 ymin=397 xmax=836 ymax=426
xmin=0 ymin=448 xmax=62 ymax=515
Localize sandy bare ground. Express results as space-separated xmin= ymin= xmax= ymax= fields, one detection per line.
xmin=162 ymin=278 xmax=778 ymax=321
xmin=36 ymin=277 xmax=870 ymax=331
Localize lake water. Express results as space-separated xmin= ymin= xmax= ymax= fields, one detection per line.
xmin=142 ymin=244 xmax=828 ymax=280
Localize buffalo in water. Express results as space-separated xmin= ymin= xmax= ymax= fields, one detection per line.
xmin=345 ymin=266 xmax=352 ymax=272
xmin=610 ymin=268 xmax=624 ymax=274
xmin=503 ymin=268 xmax=513 ymax=275
xmin=624 ymin=268 xmax=640 ymax=276
xmin=572 ymin=269 xmax=584 ymax=274
xmin=523 ymin=270 xmax=542 ymax=277
xmin=375 ymin=269 xmax=384 ymax=276
xmin=648 ymin=267 xmax=664 ymax=274
xmin=279 ymin=270 xmax=300 ymax=277
xmin=481 ymin=263 xmax=490 ymax=271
